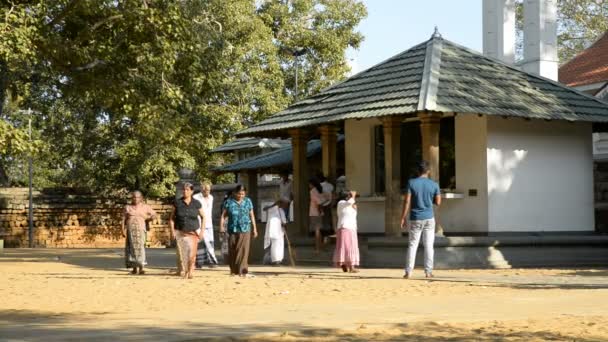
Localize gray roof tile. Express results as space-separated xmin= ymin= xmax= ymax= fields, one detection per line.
xmin=210 ymin=137 xmax=290 ymax=153
xmin=237 ymin=34 xmax=608 ymax=136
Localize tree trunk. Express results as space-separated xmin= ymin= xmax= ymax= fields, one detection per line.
xmin=0 ymin=160 xmax=10 ymax=186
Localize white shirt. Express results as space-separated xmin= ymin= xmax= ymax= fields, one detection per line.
xmin=279 ymin=179 xmax=292 ymax=202
xmin=337 ymin=198 xmax=357 ymax=230
xmin=193 ymin=193 xmax=213 ymax=229
xmin=320 ymin=181 xmax=334 ymax=205
xmin=321 ymin=181 xmax=334 ymax=194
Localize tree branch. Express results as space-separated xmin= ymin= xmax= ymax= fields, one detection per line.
xmin=73 ymin=59 xmax=106 ymax=71
xmin=90 ymin=14 xmax=123 ymax=32
xmin=47 ymin=0 xmax=79 ymax=27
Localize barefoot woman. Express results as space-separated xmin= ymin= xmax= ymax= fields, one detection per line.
xmin=169 ymin=182 xmax=206 ymax=279
xmin=122 ymin=190 xmax=157 ymax=275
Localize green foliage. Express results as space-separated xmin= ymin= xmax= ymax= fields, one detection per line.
xmin=258 ymin=0 xmax=367 ymax=99
xmin=0 ymin=0 xmax=366 ymax=196
xmin=514 ymin=0 xmax=608 ymax=63
xmin=557 ymin=0 xmax=608 ymax=62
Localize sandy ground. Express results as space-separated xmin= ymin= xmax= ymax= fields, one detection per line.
xmin=1 ymin=249 xmax=608 ymax=341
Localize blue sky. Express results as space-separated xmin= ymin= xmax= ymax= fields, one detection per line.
xmin=347 ymin=0 xmax=483 ymax=74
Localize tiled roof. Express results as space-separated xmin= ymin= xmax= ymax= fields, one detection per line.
xmin=598 ymin=83 xmax=608 ymax=101
xmin=237 ymin=32 xmax=608 ymax=136
xmin=213 ymin=135 xmax=344 ymax=173
xmin=559 ymin=32 xmax=608 ymax=88
xmin=213 ymin=140 xmax=321 ymax=173
xmin=210 ymin=137 xmax=290 ymax=153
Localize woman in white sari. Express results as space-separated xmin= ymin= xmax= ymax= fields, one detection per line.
xmin=263 ymin=200 xmax=287 ymax=265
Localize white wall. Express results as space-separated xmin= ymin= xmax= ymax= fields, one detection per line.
xmin=483 ymin=0 xmax=516 ymax=64
xmin=344 ymin=118 xmax=385 ymax=232
xmin=440 ymin=115 xmax=490 ymax=233
xmin=486 ymin=117 xmax=594 ymax=232
xmin=344 ymin=118 xmax=381 ymax=196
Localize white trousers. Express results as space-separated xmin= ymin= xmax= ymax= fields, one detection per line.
xmin=263 ymin=237 xmax=285 ymax=263
xmin=405 ymin=218 xmax=435 ymax=273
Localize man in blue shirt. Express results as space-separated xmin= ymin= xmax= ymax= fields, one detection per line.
xmin=400 ymin=161 xmax=441 ymax=279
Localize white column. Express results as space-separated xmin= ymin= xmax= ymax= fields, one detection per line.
xmin=521 ymin=0 xmax=559 ymax=80
xmin=482 ymin=0 xmax=516 ymax=64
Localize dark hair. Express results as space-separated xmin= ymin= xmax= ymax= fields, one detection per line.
xmin=309 ymin=177 xmax=323 ymax=193
xmin=182 ymin=182 xmax=194 ymax=190
xmin=315 ymin=171 xmax=326 ymax=182
xmin=417 ymin=160 xmax=430 ymax=175
xmin=221 ymin=191 xmax=232 ymax=210
xmin=234 ymin=184 xmax=247 ymax=193
xmin=337 ymin=189 xmax=352 ymax=202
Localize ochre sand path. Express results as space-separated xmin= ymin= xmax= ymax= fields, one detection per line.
xmin=1 ymin=249 xmax=608 ymax=341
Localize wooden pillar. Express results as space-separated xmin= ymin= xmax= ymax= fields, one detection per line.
xmin=419 ymin=113 xmax=442 ymax=182
xmin=319 ymin=125 xmax=338 ymax=182
xmin=289 ymin=128 xmax=310 ymax=236
xmin=382 ymin=117 xmax=402 ymax=237
xmin=240 ymin=170 xmax=259 ymax=216
xmin=419 ymin=112 xmax=443 ymax=236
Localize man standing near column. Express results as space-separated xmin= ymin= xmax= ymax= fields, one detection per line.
xmin=278 ymin=171 xmax=293 ymax=221
xmin=317 ymin=172 xmax=335 ymax=236
xmin=400 ymin=161 xmax=441 ymax=279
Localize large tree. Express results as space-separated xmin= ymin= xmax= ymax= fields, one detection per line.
xmin=257 ymin=0 xmax=366 ymax=99
xmin=0 ymin=0 xmax=366 ymax=195
xmin=515 ymin=0 xmax=608 ymax=63
xmin=557 ymin=0 xmax=608 ymax=62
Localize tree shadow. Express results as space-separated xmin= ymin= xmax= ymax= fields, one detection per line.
xmin=424 ymin=276 xmax=608 ymax=290
xmin=0 ymin=310 xmax=603 ymax=342
xmin=564 ymin=269 xmax=608 ymax=278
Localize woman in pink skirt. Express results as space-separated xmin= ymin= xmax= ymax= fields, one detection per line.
xmin=333 ymin=190 xmax=360 ymax=273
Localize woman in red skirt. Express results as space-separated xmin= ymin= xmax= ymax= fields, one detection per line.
xmin=333 ymin=190 xmax=360 ymax=273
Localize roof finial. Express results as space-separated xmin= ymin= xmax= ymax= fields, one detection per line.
xmin=432 ymin=26 xmax=442 ymax=39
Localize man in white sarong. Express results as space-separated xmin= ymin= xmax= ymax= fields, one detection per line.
xmin=263 ymin=201 xmax=287 ymax=265
xmin=194 ymin=182 xmax=218 ymax=268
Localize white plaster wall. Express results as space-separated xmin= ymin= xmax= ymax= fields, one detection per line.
xmin=344 ymin=118 xmax=380 ymax=196
xmin=440 ymin=115 xmax=490 ymax=233
xmin=344 ymin=118 xmax=385 ymax=232
xmin=356 ymin=198 xmax=386 ymax=234
xmin=486 ymin=117 xmax=594 ymax=232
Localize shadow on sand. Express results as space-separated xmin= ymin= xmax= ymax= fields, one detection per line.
xmin=0 ymin=309 xmax=604 ymax=342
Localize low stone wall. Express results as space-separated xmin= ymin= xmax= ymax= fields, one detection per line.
xmin=0 ymin=188 xmax=174 ymax=248
xmin=0 ymin=183 xmax=281 ymax=248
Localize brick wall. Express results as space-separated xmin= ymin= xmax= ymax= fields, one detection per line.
xmin=0 ymin=188 xmax=174 ymax=248
xmin=0 ymin=183 xmax=280 ymax=248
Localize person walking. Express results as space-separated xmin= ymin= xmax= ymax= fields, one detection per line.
xmin=333 ymin=190 xmax=360 ymax=273
xmin=193 ymin=182 xmax=218 ymax=268
xmin=263 ymin=199 xmax=287 ymax=265
xmin=169 ymin=182 xmax=206 ymax=279
xmin=278 ymin=171 xmax=293 ymax=221
xmin=219 ymin=184 xmax=258 ymax=277
xmin=122 ymin=190 xmax=157 ymax=275
xmin=317 ymin=172 xmax=335 ymax=235
xmin=309 ymin=178 xmax=325 ymax=254
xmin=400 ymin=161 xmax=441 ymax=279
